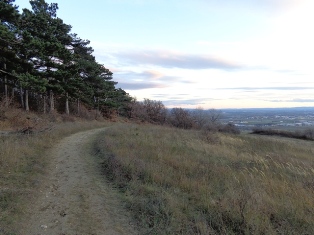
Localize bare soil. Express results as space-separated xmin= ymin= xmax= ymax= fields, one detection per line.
xmin=19 ymin=128 xmax=137 ymax=235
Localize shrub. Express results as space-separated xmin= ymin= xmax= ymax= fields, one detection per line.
xmin=168 ymin=108 xmax=193 ymax=129
xmin=143 ymin=99 xmax=167 ymax=124
xmin=219 ymin=123 xmax=240 ymax=134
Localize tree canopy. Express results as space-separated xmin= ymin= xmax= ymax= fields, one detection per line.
xmin=0 ymin=0 xmax=131 ymax=116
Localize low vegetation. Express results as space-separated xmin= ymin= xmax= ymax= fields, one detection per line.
xmin=94 ymin=123 xmax=314 ymax=234
xmin=0 ymin=109 xmax=109 ymax=233
xmin=252 ymin=127 xmax=314 ymax=141
xmin=127 ymin=100 xmax=240 ymax=134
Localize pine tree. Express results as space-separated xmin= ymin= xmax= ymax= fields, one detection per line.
xmin=19 ymin=0 xmax=73 ymax=112
xmin=1 ymin=0 xmax=131 ymax=117
xmin=0 ymin=0 xmax=20 ymax=107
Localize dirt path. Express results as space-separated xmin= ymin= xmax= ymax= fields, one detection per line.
xmin=20 ymin=128 xmax=137 ymax=235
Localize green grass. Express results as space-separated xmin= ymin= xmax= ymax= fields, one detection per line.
xmin=0 ymin=120 xmax=109 ymax=234
xmin=94 ymin=123 xmax=314 ymax=234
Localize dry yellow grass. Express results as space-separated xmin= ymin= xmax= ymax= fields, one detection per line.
xmin=95 ymin=123 xmax=314 ymax=234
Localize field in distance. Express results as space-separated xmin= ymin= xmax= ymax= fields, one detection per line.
xmin=94 ymin=123 xmax=314 ymax=234
xmin=221 ymin=107 xmax=314 ymax=131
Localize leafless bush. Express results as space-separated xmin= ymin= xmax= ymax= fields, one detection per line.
xmin=219 ymin=123 xmax=240 ymax=134
xmin=75 ymin=104 xmax=95 ymax=120
xmin=304 ymin=128 xmax=314 ymax=139
xmin=168 ymin=108 xmax=193 ymax=129
xmin=191 ymin=107 xmax=209 ymax=129
xmin=208 ymin=109 xmax=222 ymax=124
xmin=202 ymin=129 xmax=221 ymax=144
xmin=127 ymin=99 xmax=149 ymax=121
xmin=192 ymin=108 xmax=223 ymax=130
xmin=126 ymin=98 xmax=166 ymax=124
xmin=143 ymin=99 xmax=167 ymax=124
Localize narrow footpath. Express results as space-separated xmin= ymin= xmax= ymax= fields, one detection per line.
xmin=20 ymin=128 xmax=137 ymax=235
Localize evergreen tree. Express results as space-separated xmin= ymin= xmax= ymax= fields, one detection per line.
xmin=0 ymin=0 xmax=20 ymax=106
xmin=19 ymin=0 xmax=73 ymax=111
xmin=0 ymin=0 xmax=131 ymax=117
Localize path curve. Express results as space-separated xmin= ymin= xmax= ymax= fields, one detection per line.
xmin=21 ymin=127 xmax=137 ymax=235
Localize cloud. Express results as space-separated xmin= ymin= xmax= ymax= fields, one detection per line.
xmin=152 ymin=93 xmax=190 ymax=98
xmin=292 ymin=99 xmax=314 ymax=103
xmin=113 ymin=50 xmax=243 ymax=70
xmin=148 ymin=94 xmax=217 ymax=106
xmin=271 ymin=98 xmax=314 ymax=103
xmin=116 ymin=82 xmax=168 ymax=90
xmin=162 ymin=98 xmax=217 ymax=106
xmin=130 ymin=70 xmax=164 ymax=80
xmin=114 ymin=70 xmax=181 ymax=82
xmin=199 ymin=0 xmax=307 ymax=12
xmin=112 ymin=68 xmax=200 ymax=90
xmin=275 ymin=69 xmax=298 ymax=74
xmin=115 ymin=70 xmax=162 ymax=80
xmin=163 ymin=100 xmax=203 ymax=106
xmin=219 ymin=87 xmax=314 ymax=91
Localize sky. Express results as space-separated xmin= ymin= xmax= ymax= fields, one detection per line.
xmin=15 ymin=0 xmax=314 ymax=109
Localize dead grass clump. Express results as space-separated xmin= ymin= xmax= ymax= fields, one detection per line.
xmin=61 ymin=114 xmax=76 ymax=122
xmin=76 ymin=105 xmax=97 ymax=120
xmin=201 ymin=129 xmax=221 ymax=144
xmin=95 ymin=123 xmax=314 ymax=234
xmin=0 ymin=109 xmax=6 ymax=121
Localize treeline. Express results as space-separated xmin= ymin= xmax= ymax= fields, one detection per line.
xmin=0 ymin=0 xmax=131 ymax=117
xmin=127 ymin=98 xmax=240 ymax=134
xmin=252 ymin=128 xmax=314 ymax=141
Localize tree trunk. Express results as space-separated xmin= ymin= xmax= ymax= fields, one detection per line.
xmin=20 ymin=88 xmax=24 ymax=109
xmin=77 ymin=98 xmax=80 ymax=116
xmin=65 ymin=92 xmax=69 ymax=115
xmin=36 ymin=93 xmax=41 ymax=112
xmin=4 ymin=63 xmax=8 ymax=107
xmin=49 ymin=90 xmax=54 ymax=112
xmin=25 ymin=89 xmax=29 ymax=112
xmin=95 ymin=97 xmax=99 ymax=119
xmin=43 ymin=95 xmax=46 ymax=114
xmin=11 ymin=87 xmax=14 ymax=101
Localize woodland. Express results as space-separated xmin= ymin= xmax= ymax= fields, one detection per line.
xmin=0 ymin=0 xmax=131 ymax=118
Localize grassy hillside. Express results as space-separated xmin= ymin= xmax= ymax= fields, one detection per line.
xmin=94 ymin=123 xmax=314 ymax=234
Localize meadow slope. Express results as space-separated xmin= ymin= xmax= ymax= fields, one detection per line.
xmin=94 ymin=123 xmax=314 ymax=235
xmin=1 ymin=118 xmax=314 ymax=234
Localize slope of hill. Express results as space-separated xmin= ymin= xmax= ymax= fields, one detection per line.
xmin=94 ymin=123 xmax=314 ymax=234
xmin=1 ymin=108 xmax=314 ymax=234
